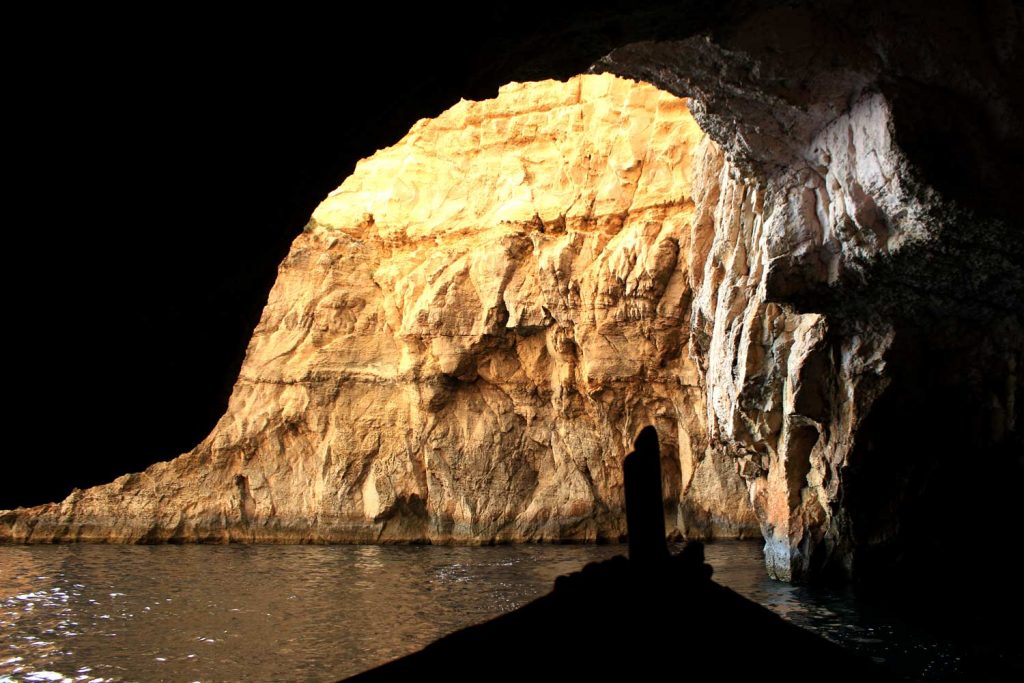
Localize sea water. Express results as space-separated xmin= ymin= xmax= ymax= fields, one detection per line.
xmin=0 ymin=542 xmax=962 ymax=681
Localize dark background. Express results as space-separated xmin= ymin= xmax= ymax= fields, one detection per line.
xmin=6 ymin=4 xmax=717 ymax=509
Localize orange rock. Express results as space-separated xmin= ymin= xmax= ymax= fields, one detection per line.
xmin=0 ymin=75 xmax=759 ymax=546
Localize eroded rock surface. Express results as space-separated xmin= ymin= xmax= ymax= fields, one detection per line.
xmin=4 ymin=0 xmax=1021 ymax=589
xmin=1 ymin=75 xmax=759 ymax=545
xmin=597 ymin=1 xmax=1023 ymax=581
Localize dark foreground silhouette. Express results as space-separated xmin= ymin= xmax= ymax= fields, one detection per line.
xmin=344 ymin=427 xmax=902 ymax=682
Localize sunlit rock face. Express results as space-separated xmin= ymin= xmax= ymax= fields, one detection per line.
xmin=4 ymin=2 xmax=1021 ymax=588
xmin=0 ymin=75 xmax=760 ymax=544
xmin=3 ymin=2 xmax=1020 ymax=589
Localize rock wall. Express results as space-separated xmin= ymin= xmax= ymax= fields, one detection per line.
xmin=1 ymin=75 xmax=760 ymax=545
xmin=4 ymin=0 xmax=1021 ymax=587
xmin=597 ymin=0 xmax=1023 ymax=581
xmin=675 ymin=93 xmax=915 ymax=580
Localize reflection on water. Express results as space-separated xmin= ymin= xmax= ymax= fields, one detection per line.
xmin=0 ymin=542 xmax=960 ymax=681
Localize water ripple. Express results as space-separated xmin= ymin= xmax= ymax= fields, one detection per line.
xmin=0 ymin=543 xmax=960 ymax=681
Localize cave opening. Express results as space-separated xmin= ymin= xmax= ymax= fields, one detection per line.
xmin=3 ymin=5 xmax=1023 ymax=682
xmin=6 ymin=2 xmax=1021 ymax=607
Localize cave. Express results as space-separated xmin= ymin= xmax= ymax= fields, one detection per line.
xmin=5 ymin=0 xmax=1021 ymax=607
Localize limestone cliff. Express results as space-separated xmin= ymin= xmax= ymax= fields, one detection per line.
xmin=4 ymin=28 xmax=1020 ymax=587
xmin=1 ymin=75 xmax=759 ymax=545
xmin=4 ymin=2 xmax=1021 ymax=591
